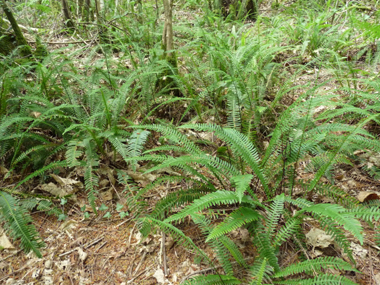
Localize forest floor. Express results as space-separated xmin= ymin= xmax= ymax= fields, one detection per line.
xmin=2 ymin=161 xmax=380 ymax=285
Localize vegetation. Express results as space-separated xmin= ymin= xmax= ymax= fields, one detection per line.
xmin=1 ymin=0 xmax=380 ymax=283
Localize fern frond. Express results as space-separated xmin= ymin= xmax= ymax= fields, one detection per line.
xmin=142 ymin=217 xmax=209 ymax=260
xmin=307 ymin=114 xmax=379 ymax=192
xmin=183 ymin=274 xmax=241 ymax=285
xmin=192 ymin=213 xmax=234 ymax=275
xmin=151 ymin=188 xmax=214 ymax=220
xmin=231 ymin=174 xmax=253 ymax=202
xmin=274 ymin=256 xmax=358 ymax=278
xmin=272 ymin=217 xmax=301 ymax=248
xmin=206 ymin=207 xmax=261 ymax=241
xmin=273 ymin=274 xmax=358 ymax=285
xmin=250 ymin=258 xmax=267 ymax=285
xmin=346 ymin=206 xmax=380 ymax=223
xmin=301 ymin=204 xmax=363 ymax=244
xmin=266 ymin=194 xmax=285 ymax=238
xmin=66 ymin=140 xmax=83 ymax=167
xmin=0 ymin=191 xmax=45 ymax=257
xmin=164 ymin=191 xmax=257 ymax=223
xmin=127 ymin=129 xmax=150 ymax=157
xmin=249 ymin=258 xmax=274 ymax=285
xmin=254 ymin=224 xmax=280 ymax=272
xmin=15 ymin=161 xmax=68 ymax=188
xmin=180 ymin=124 xmax=269 ymax=195
xmin=313 ymin=184 xmax=358 ymax=208
xmin=129 ymin=124 xmax=202 ymax=155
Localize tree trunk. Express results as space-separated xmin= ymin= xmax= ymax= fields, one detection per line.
xmin=62 ymin=0 xmax=75 ymax=30
xmin=0 ymin=0 xmax=32 ymax=58
xmin=160 ymin=0 xmax=180 ymax=97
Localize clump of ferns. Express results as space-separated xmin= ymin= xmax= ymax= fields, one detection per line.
xmin=0 ymin=93 xmax=75 ymax=179
xmin=119 ymin=88 xmax=380 ymax=283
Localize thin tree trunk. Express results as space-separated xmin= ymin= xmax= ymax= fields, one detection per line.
xmin=62 ymin=0 xmax=75 ymax=30
xmin=162 ymin=0 xmax=174 ymax=57
xmin=159 ymin=0 xmax=180 ymax=96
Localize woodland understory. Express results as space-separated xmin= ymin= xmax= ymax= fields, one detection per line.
xmin=2 ymin=0 xmax=380 ymax=284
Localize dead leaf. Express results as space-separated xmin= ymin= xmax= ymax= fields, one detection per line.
xmin=126 ymin=170 xmax=157 ymax=187
xmin=153 ymin=268 xmax=165 ymax=284
xmin=357 ymin=191 xmax=379 ymax=203
xmin=0 ymin=166 xmax=9 ymax=175
xmin=99 ymin=179 xmax=110 ymax=188
xmin=40 ymin=182 xmax=68 ymax=197
xmin=100 ymin=188 xmax=113 ymax=201
xmin=77 ymin=247 xmax=88 ymax=262
xmin=30 ymin=111 xmax=41 ymax=118
xmin=350 ymin=242 xmax=367 ymax=259
xmin=59 ymin=219 xmax=78 ymax=232
xmin=0 ymin=233 xmax=15 ymax=249
xmin=306 ymin=228 xmax=334 ymax=249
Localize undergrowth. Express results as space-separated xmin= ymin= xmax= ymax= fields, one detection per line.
xmin=1 ymin=0 xmax=380 ymax=283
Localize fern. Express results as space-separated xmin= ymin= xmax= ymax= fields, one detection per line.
xmin=206 ymin=207 xmax=260 ymax=241
xmin=274 ymin=257 xmax=359 ymax=278
xmin=0 ymin=191 xmax=45 ymax=257
xmin=250 ymin=258 xmax=269 ymax=285
xmin=126 ymin=129 xmax=150 ymax=170
xmin=300 ymin=204 xmax=363 ymax=244
xmin=183 ymin=275 xmax=241 ymax=285
xmin=273 ymin=274 xmax=358 ymax=285
xmin=164 ymin=191 xmax=256 ymax=223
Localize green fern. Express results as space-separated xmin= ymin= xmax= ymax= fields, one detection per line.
xmin=206 ymin=207 xmax=260 ymax=241
xmin=0 ymin=191 xmax=45 ymax=257
xmin=274 ymin=257 xmax=359 ymax=278
xmin=273 ymin=274 xmax=358 ymax=285
xmin=183 ymin=275 xmax=241 ymax=285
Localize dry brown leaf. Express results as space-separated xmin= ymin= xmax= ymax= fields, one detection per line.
xmin=100 ymin=188 xmax=113 ymax=201
xmin=41 ymin=182 xmax=68 ymax=197
xmin=306 ymin=228 xmax=334 ymax=249
xmin=357 ymin=191 xmax=379 ymax=203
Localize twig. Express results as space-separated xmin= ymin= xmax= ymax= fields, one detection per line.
xmin=95 ymin=241 xmax=107 ymax=253
xmin=134 ymin=251 xmax=147 ymax=275
xmin=59 ymin=234 xmax=105 ymax=256
xmin=115 ymin=217 xmax=132 ymax=228
xmin=180 ymin=267 xmax=218 ymax=283
xmin=84 ymin=235 xmax=105 ymax=249
xmin=127 ymin=267 xmax=149 ymax=284
xmin=161 ymin=232 xmax=168 ymax=276
xmin=27 ymin=40 xmax=90 ymax=45
xmin=2 ymin=18 xmax=39 ymax=31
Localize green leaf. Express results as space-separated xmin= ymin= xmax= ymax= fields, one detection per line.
xmin=119 ymin=211 xmax=129 ymax=218
xmin=103 ymin=212 xmax=111 ymax=219
xmin=58 ymin=214 xmax=67 ymax=221
xmin=116 ymin=203 xmax=124 ymax=211
xmin=231 ymin=174 xmax=253 ymax=203
xmin=207 ymin=207 xmax=260 ymax=241
xmin=99 ymin=204 xmax=108 ymax=211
